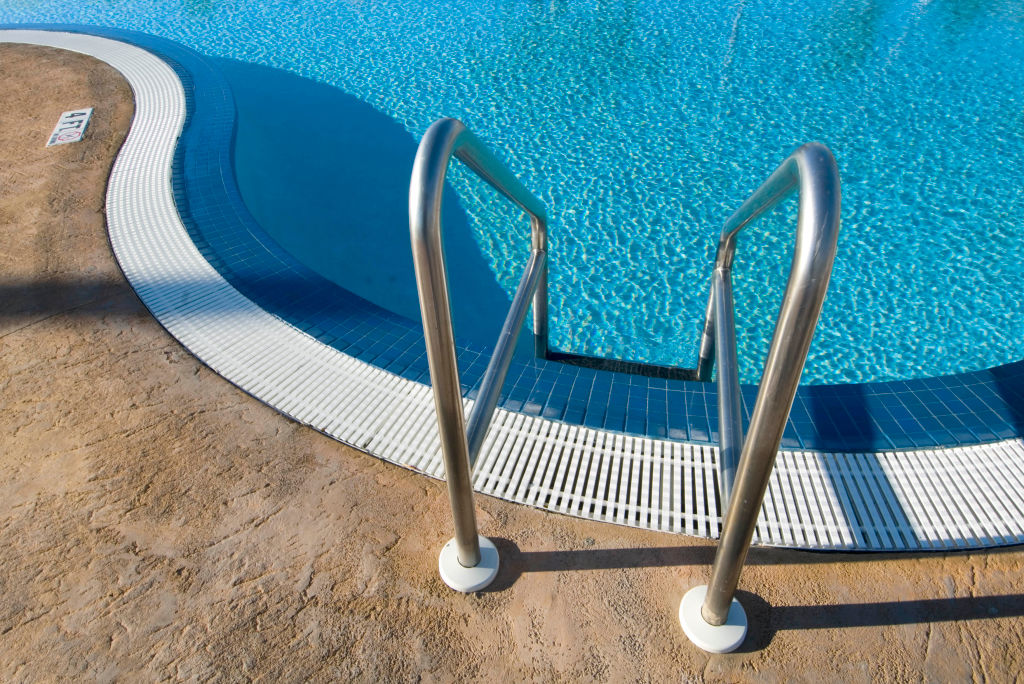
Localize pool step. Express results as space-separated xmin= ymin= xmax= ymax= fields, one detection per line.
xmin=545 ymin=349 xmax=700 ymax=381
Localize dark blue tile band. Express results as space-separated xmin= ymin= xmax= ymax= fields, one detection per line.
xmin=10 ymin=24 xmax=1024 ymax=453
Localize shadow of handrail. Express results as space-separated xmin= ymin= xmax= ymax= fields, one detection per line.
xmin=774 ymin=594 xmax=1024 ymax=630
xmin=487 ymin=538 xmax=1023 ymax=651
xmin=492 ymin=541 xmax=1023 ymax=577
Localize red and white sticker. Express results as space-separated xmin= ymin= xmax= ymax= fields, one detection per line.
xmin=46 ymin=108 xmax=93 ymax=147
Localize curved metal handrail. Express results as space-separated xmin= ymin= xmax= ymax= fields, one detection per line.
xmin=409 ymin=117 xmax=548 ymax=583
xmin=684 ymin=143 xmax=841 ymax=638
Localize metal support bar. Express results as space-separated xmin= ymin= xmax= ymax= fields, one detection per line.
xmin=681 ymin=143 xmax=840 ymax=652
xmin=409 ymin=117 xmax=548 ymax=591
xmin=712 ymin=267 xmax=742 ymax=511
xmin=466 ymin=249 xmax=547 ymax=465
xmin=695 ymin=293 xmax=717 ymax=382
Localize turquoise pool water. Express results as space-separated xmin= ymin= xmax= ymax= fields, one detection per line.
xmin=4 ymin=1 xmax=1024 ymax=385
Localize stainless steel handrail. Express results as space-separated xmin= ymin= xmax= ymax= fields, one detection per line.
xmin=409 ymin=117 xmax=548 ymax=588
xmin=682 ymin=143 xmax=840 ymax=647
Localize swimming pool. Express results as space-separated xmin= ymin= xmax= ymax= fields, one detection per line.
xmin=8 ymin=25 xmax=1024 ymax=555
xmin=2 ymin=0 xmax=1023 ymax=386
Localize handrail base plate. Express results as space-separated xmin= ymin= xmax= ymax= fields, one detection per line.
xmin=439 ymin=535 xmax=500 ymax=592
xmin=679 ymin=584 xmax=747 ymax=653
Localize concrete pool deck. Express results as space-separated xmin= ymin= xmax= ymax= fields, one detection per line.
xmin=1 ymin=41 xmax=1023 ymax=681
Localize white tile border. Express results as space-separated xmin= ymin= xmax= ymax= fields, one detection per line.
xmin=6 ymin=28 xmax=1024 ymax=551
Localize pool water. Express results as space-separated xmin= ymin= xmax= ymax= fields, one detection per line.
xmin=4 ymin=0 xmax=1023 ymax=384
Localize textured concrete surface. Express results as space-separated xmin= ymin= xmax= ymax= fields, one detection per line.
xmin=1 ymin=43 xmax=1023 ymax=682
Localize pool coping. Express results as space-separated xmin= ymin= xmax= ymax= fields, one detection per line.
xmin=6 ymin=26 xmax=1024 ymax=552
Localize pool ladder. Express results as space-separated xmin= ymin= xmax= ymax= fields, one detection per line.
xmin=408 ymin=117 xmax=840 ymax=652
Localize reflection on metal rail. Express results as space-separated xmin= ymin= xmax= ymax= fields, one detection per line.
xmin=409 ymin=117 xmax=548 ymax=592
xmin=680 ymin=143 xmax=841 ymax=653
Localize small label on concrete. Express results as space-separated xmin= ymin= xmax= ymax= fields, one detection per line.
xmin=46 ymin=108 xmax=94 ymax=147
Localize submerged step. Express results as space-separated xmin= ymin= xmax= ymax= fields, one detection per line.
xmin=546 ymin=350 xmax=701 ymax=381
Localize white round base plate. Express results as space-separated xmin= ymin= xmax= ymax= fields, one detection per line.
xmin=438 ymin=535 xmax=500 ymax=592
xmin=679 ymin=585 xmax=748 ymax=653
